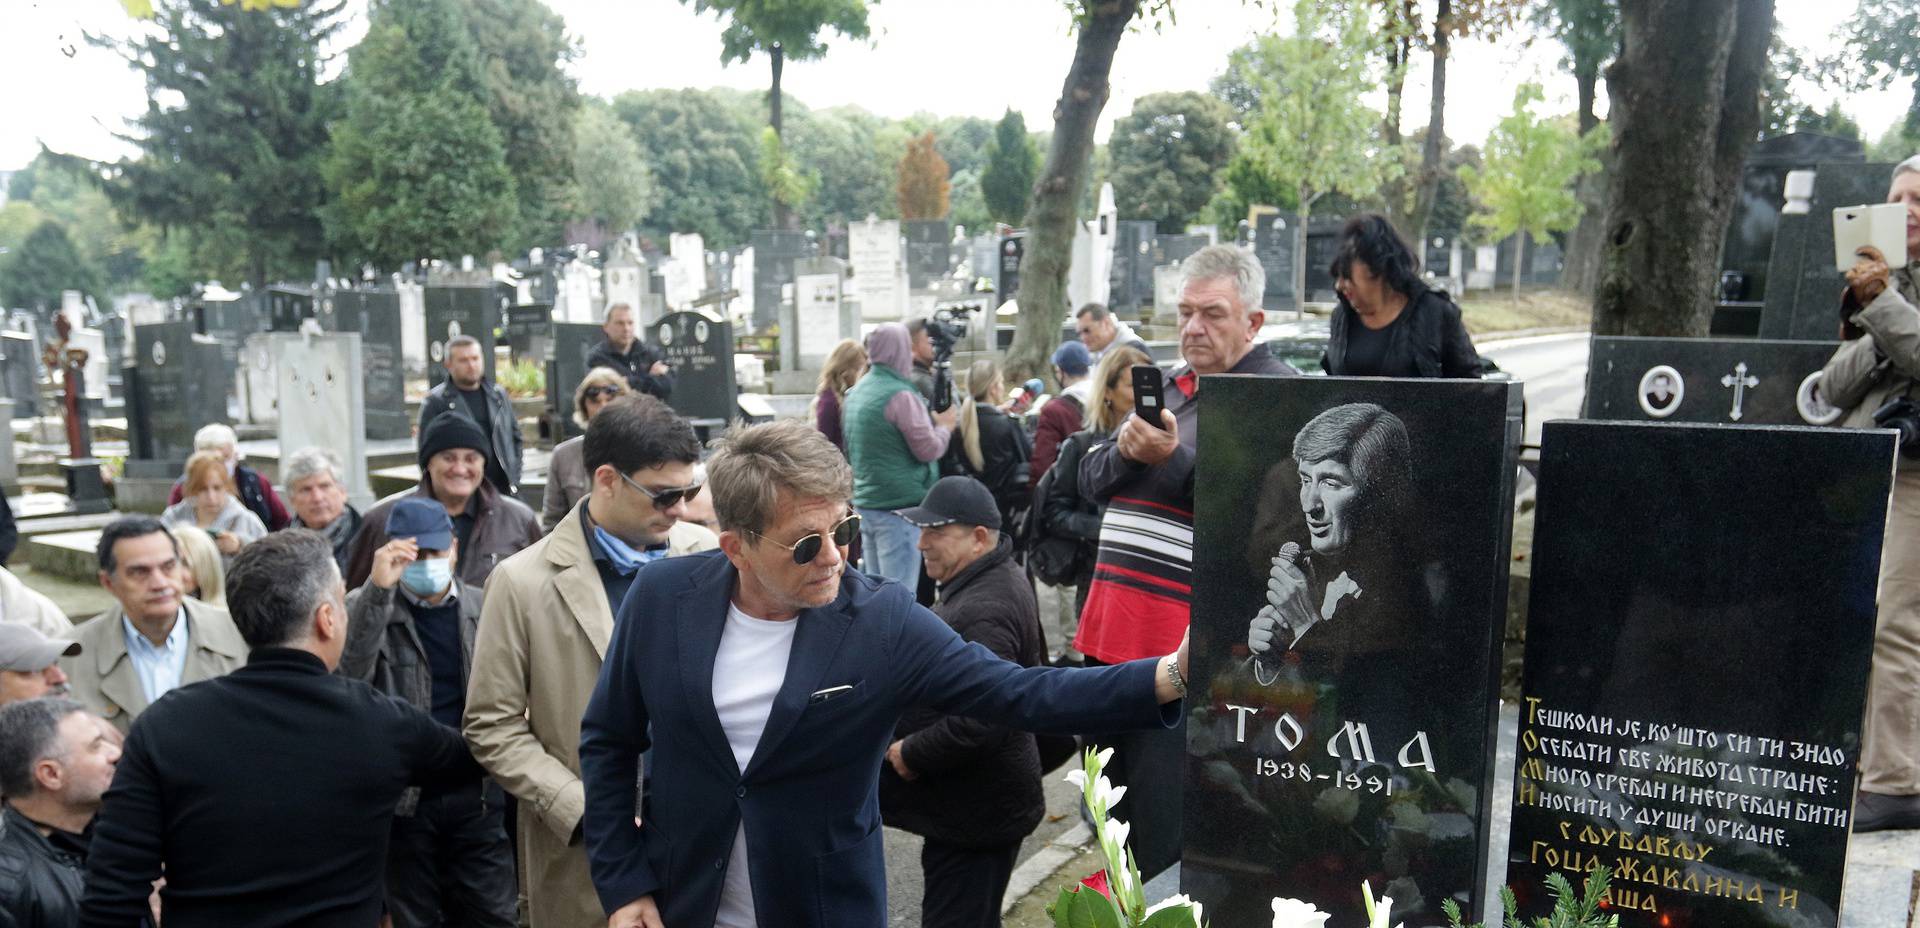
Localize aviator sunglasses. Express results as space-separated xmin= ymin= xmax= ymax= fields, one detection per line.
xmin=748 ymin=514 xmax=862 ymax=565
xmin=618 ymin=471 xmax=703 ymax=510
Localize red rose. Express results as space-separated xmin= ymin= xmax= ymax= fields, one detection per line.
xmin=1077 ymin=869 xmax=1112 ymax=899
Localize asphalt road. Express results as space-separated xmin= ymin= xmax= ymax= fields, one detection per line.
xmin=1478 ymin=331 xmax=1590 ymax=449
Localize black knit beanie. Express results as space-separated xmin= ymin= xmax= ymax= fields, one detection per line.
xmin=417 ymin=412 xmax=490 ymax=470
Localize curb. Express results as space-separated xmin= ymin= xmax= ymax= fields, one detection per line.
xmin=1000 ymin=821 xmax=1094 ymax=916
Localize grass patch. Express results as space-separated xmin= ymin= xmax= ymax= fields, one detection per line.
xmin=1457 ymin=288 xmax=1593 ymax=335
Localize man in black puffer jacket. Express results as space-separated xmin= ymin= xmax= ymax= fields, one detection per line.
xmin=881 ymin=476 xmax=1046 ymax=928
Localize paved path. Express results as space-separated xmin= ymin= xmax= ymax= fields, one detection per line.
xmin=1478 ymin=331 xmax=1589 ymax=450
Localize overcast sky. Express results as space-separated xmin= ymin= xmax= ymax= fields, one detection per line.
xmin=0 ymin=0 xmax=1906 ymax=173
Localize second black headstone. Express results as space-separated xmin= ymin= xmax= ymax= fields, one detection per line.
xmin=651 ymin=311 xmax=735 ymax=425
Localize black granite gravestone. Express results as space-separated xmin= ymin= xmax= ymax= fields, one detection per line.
xmin=750 ymin=230 xmax=811 ymax=332
xmin=544 ymin=322 xmax=604 ymax=442
xmin=192 ymin=298 xmax=258 ymax=402
xmin=1759 ymin=162 xmax=1897 ymax=341
xmin=1721 ymin=133 xmax=1865 ymax=305
xmin=424 ymin=285 xmax=500 ymax=389
xmin=1111 ymin=220 xmax=1159 ymax=317
xmin=1184 ymin=376 xmax=1521 ymax=927
xmin=997 ymin=233 xmax=1025 ymax=308
xmin=1584 ymin=336 xmax=1846 ymax=427
xmin=265 ymin=286 xmax=315 ymax=332
xmin=903 ymin=219 xmax=953 ymax=290
xmin=1507 ymin=421 xmax=1893 ymax=927
xmin=124 ymin=321 xmax=228 ymax=479
xmin=323 ymin=289 xmax=410 ymax=441
xmin=505 ymin=304 xmax=553 ymax=362
xmin=651 ymin=311 xmax=735 ymax=424
xmin=0 ymin=331 xmax=39 ymax=416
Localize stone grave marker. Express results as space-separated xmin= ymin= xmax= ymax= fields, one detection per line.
xmin=397 ymin=279 xmax=427 ymax=373
xmin=424 ymin=284 xmax=500 ymax=389
xmin=1184 ymin=377 xmax=1522 ymax=926
xmin=1068 ymin=185 xmax=1119 ymax=310
xmin=903 ymin=219 xmax=953 ymax=290
xmin=1760 ymin=162 xmax=1897 ymax=341
xmin=238 ymin=333 xmax=279 ymax=424
xmin=192 ymin=295 xmax=259 ymax=402
xmin=1583 ymin=336 xmax=1846 ymax=427
xmin=271 ymin=331 xmax=372 ymax=507
xmin=850 ymin=216 xmax=908 ymax=322
xmin=505 ymin=304 xmax=553 ymax=363
xmin=1111 ymin=219 xmax=1159 ymax=318
xmin=1151 ymin=265 xmax=1184 ymax=325
xmin=321 ymin=288 xmax=410 ymax=441
xmin=603 ymin=244 xmax=651 ymax=327
xmin=1250 ymin=207 xmax=1299 ymax=313
xmin=1 ymin=331 xmax=40 ymax=416
xmin=1507 ymin=421 xmax=1893 ymax=926
xmin=265 ymin=285 xmax=315 ymax=332
xmin=544 ymin=321 xmax=604 ymax=443
xmin=652 ymin=311 xmax=736 ymax=425
xmin=751 ymin=231 xmax=811 ymax=332
xmin=995 ymin=233 xmax=1025 ymax=309
xmin=784 ymin=257 xmax=859 ymax=376
xmin=124 ymin=321 xmax=228 ymax=481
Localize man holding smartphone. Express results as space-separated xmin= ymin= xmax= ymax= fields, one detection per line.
xmin=1072 ymin=244 xmax=1298 ymax=877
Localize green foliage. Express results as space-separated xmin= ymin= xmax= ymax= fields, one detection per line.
xmin=981 ymin=110 xmax=1040 ymax=227
xmin=758 ymin=127 xmax=820 ymax=216
xmin=0 ymin=221 xmax=104 ymax=313
xmin=685 ymin=0 xmax=873 ymax=66
xmin=571 ymin=102 xmax=656 ymax=233
xmin=1459 ymin=84 xmax=1605 ymax=244
xmin=1791 ymin=103 xmax=1863 ymax=142
xmin=1759 ymin=39 xmax=1816 ymax=141
xmin=1109 ymin=92 xmax=1238 ymax=232
xmin=1532 ymin=0 xmax=1619 ymax=78
xmin=3 ymin=154 xmax=158 ymax=293
xmin=612 ymin=88 xmax=769 ymax=247
xmin=86 ymin=0 xmax=344 ymax=287
xmin=932 ymin=116 xmax=999 ymax=178
xmin=786 ymin=105 xmax=895 ymax=225
xmin=948 ymin=168 xmax=991 ymax=233
xmin=1870 ymin=121 xmax=1920 ymax=162
xmin=496 ymin=359 xmax=546 ymax=397
xmin=1211 ymin=38 xmax=1283 ymax=126
xmin=1442 ymin=866 xmax=1619 ymax=928
xmin=897 ymin=131 xmax=951 ymax=220
xmin=465 ymin=0 xmax=582 ymax=250
xmin=1829 ymin=0 xmax=1920 ymax=136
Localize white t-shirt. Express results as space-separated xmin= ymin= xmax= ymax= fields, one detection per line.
xmin=710 ymin=600 xmax=799 ymax=928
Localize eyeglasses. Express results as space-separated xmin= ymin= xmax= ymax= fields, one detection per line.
xmin=747 ymin=514 xmax=861 ymax=565
xmin=585 ymin=385 xmax=626 ymax=402
xmin=618 ymin=471 xmax=703 ymax=510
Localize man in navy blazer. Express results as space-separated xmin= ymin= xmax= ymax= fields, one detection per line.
xmin=580 ymin=420 xmax=1191 ymax=928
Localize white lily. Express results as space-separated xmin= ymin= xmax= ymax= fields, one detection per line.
xmin=1360 ymin=881 xmax=1403 ymax=928
xmin=1106 ymin=817 xmax=1131 ymax=851
xmin=1270 ymin=897 xmax=1331 ymax=928
xmin=1065 ymin=768 xmax=1088 ymax=789
xmin=1096 ymin=746 xmax=1115 ymax=767
xmin=1144 ymin=893 xmax=1203 ymax=926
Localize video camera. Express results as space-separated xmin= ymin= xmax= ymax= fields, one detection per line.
xmin=926 ymin=304 xmax=979 ymax=412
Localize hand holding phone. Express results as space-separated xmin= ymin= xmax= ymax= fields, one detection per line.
xmin=1131 ymin=364 xmax=1168 ymax=430
xmin=1833 ymin=203 xmax=1906 ymax=272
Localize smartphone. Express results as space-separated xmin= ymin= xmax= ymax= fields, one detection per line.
xmin=1131 ymin=364 xmax=1167 ymax=429
xmin=1833 ymin=203 xmax=1907 ymax=272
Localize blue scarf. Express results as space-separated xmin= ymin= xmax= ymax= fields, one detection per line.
xmin=592 ymin=525 xmax=667 ymax=576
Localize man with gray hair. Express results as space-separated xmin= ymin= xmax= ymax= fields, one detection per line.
xmin=1074 ymin=302 xmax=1149 ymax=360
xmin=165 ymin=422 xmax=289 ymax=530
xmin=79 ymin=531 xmax=481 ymax=926
xmin=587 ymin=302 xmax=674 ymax=400
xmin=283 ymin=446 xmax=363 ymax=571
xmin=0 ymin=697 xmax=120 ymax=926
xmin=420 ymin=333 xmax=522 ymax=496
xmin=1072 ymin=243 xmax=1298 ymax=877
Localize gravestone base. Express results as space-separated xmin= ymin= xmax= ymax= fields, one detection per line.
xmin=113 ymin=473 xmax=176 ymax=516
xmin=60 ymin=460 xmax=110 ymax=515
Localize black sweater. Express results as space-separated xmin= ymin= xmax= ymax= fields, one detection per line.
xmin=80 ymin=648 xmax=478 ymax=928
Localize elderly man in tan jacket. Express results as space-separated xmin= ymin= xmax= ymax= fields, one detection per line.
xmin=465 ymin=396 xmax=716 ymax=927
xmin=61 ymin=517 xmax=245 ymax=733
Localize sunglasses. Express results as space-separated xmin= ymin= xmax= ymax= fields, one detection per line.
xmin=748 ymin=514 xmax=862 ymax=565
xmin=585 ymin=385 xmax=626 ymax=401
xmin=619 ymin=471 xmax=703 ymax=510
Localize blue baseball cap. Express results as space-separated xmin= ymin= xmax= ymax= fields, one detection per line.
xmin=1051 ymin=340 xmax=1092 ymax=377
xmin=385 ymin=498 xmax=454 ymax=551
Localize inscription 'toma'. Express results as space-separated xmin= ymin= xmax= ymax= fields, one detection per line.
xmin=1224 ymin=704 xmax=1436 ymax=773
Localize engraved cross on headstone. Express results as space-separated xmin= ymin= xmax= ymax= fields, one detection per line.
xmin=1720 ymin=362 xmax=1759 ymax=421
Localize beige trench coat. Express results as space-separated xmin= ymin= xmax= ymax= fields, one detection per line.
xmin=464 ymin=507 xmax=716 ymax=927
xmin=60 ymin=597 xmax=247 ymax=733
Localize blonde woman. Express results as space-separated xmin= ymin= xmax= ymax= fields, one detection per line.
xmin=944 ymin=359 xmax=1032 ymax=525
xmin=541 ymin=367 xmax=630 ymax=532
xmin=170 ymin=524 xmax=228 ymax=608
xmin=1038 ymin=346 xmax=1151 ymax=629
xmin=812 ymin=339 xmax=868 ymax=454
xmin=161 ymin=450 xmax=267 ymax=566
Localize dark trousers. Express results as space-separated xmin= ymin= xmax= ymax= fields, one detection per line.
xmin=385 ymin=782 xmax=517 ymax=928
xmin=1083 ymin=659 xmax=1185 ymax=880
xmin=919 ymin=839 xmax=1020 ymax=928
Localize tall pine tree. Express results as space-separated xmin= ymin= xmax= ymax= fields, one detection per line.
xmin=980 ymin=110 xmax=1038 ymax=227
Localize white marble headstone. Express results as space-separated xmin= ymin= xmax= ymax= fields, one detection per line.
xmin=850 ymin=216 xmax=908 ymax=322
xmin=239 ymin=333 xmax=278 ymax=425
xmin=396 ymin=279 xmax=427 ymax=373
xmin=271 ymin=331 xmax=371 ymax=507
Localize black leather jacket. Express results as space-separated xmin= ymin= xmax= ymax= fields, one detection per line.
xmin=0 ymin=804 xmax=87 ymax=928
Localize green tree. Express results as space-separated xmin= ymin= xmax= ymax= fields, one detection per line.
xmin=932 ymin=116 xmax=997 ymax=177
xmin=1230 ymin=0 xmax=1403 ymax=311
xmin=897 ymin=131 xmax=951 ymax=220
xmin=78 ymin=0 xmax=344 ymax=290
xmin=679 ymin=0 xmax=873 ymax=229
xmin=1535 ymin=0 xmax=1619 ymax=295
xmin=1212 ymin=39 xmax=1282 ymax=125
xmin=612 ymin=88 xmax=769 ymax=247
xmin=466 ymin=0 xmax=581 ymax=251
xmin=6 ymin=153 xmax=159 ymax=292
xmin=786 ymin=105 xmax=894 ymax=225
xmin=1830 ymin=0 xmax=1920 ymax=137
xmin=1759 ymin=38 xmax=1813 ymax=139
xmin=324 ymin=0 xmax=518 ymax=266
xmin=0 ymin=221 xmax=104 ymax=313
xmin=1792 ymin=103 xmax=1863 ymax=141
xmin=948 ymin=168 xmax=991 ymax=233
xmin=1460 ymin=84 xmax=1606 ymax=299
xmin=571 ymin=101 xmax=656 ymax=235
xmin=1108 ymin=91 xmax=1238 ymax=232
xmin=759 ymin=127 xmax=820 ymax=220
xmin=980 ymin=110 xmax=1040 ymax=226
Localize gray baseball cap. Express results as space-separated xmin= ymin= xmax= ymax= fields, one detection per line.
xmin=0 ymin=622 xmax=82 ymax=672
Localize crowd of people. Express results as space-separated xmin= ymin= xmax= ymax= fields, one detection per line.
xmin=64 ymin=209 xmax=1920 ymax=928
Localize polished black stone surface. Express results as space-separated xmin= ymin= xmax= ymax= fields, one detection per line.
xmin=1585 ymin=336 xmax=1845 ymax=427
xmin=751 ymin=229 xmax=811 ymax=331
xmin=651 ymin=311 xmax=735 ymax=423
xmin=1183 ymin=376 xmax=1520 ymax=927
xmin=1508 ymin=421 xmax=1893 ymax=928
xmin=323 ymin=289 xmax=409 ymax=441
xmin=1758 ymin=162 xmax=1896 ymax=342
xmin=903 ymin=219 xmax=953 ymax=290
xmin=423 ymin=285 xmax=501 ymax=389
xmin=543 ymin=322 xmax=603 ymax=442
xmin=125 ymin=321 xmax=229 ymax=477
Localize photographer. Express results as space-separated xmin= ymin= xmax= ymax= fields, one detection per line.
xmin=1818 ymin=154 xmax=1920 ymax=833
xmin=845 ymin=323 xmax=956 ymax=588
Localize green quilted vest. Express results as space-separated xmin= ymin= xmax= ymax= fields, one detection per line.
xmin=843 ymin=365 xmax=939 ymax=509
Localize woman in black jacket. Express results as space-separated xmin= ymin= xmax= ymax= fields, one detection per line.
xmin=1042 ymin=346 xmax=1150 ymax=621
xmin=1321 ymin=213 xmax=1484 ymax=378
xmin=945 ymin=359 xmax=1032 ymax=527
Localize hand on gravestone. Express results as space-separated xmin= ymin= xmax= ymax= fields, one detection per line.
xmin=1848 ymin=246 xmax=1891 ymax=304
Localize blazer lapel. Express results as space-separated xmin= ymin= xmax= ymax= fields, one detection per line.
xmin=741 ymin=593 xmax=856 ymax=780
xmin=545 ymin=511 xmax=615 ymax=658
xmin=91 ymin=608 xmax=148 ymax=719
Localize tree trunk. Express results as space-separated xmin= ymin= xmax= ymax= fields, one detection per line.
xmin=1380 ymin=2 xmax=1413 ymax=233
xmin=1410 ymin=0 xmax=1452 ymax=248
xmin=1293 ymin=202 xmax=1311 ymax=318
xmin=1511 ymin=230 xmax=1526 ymax=302
xmin=1560 ymin=54 xmax=1607 ymax=295
xmin=1006 ymin=0 xmax=1139 ymax=382
xmin=768 ymin=43 xmax=796 ymax=232
xmin=1593 ymin=0 xmax=1774 ymax=336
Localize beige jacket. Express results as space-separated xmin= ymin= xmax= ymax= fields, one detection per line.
xmin=1823 ymin=266 xmax=1920 ymax=468
xmin=61 ymin=597 xmax=247 ymax=733
xmin=465 ymin=507 xmax=716 ymax=928
xmin=0 ymin=566 xmax=71 ymax=637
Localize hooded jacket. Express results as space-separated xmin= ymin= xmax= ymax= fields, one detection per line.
xmin=845 ymin=324 xmax=952 ymax=509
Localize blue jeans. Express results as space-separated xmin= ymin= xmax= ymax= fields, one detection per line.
xmin=857 ymin=506 xmax=922 ymax=589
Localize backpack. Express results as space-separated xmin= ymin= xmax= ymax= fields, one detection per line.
xmin=1023 ymin=434 xmax=1092 ymax=587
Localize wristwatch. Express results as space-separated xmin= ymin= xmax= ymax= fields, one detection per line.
xmin=1164 ymin=654 xmax=1188 ymax=698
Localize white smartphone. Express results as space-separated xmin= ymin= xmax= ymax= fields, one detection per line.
xmin=1833 ymin=203 xmax=1907 ymax=271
